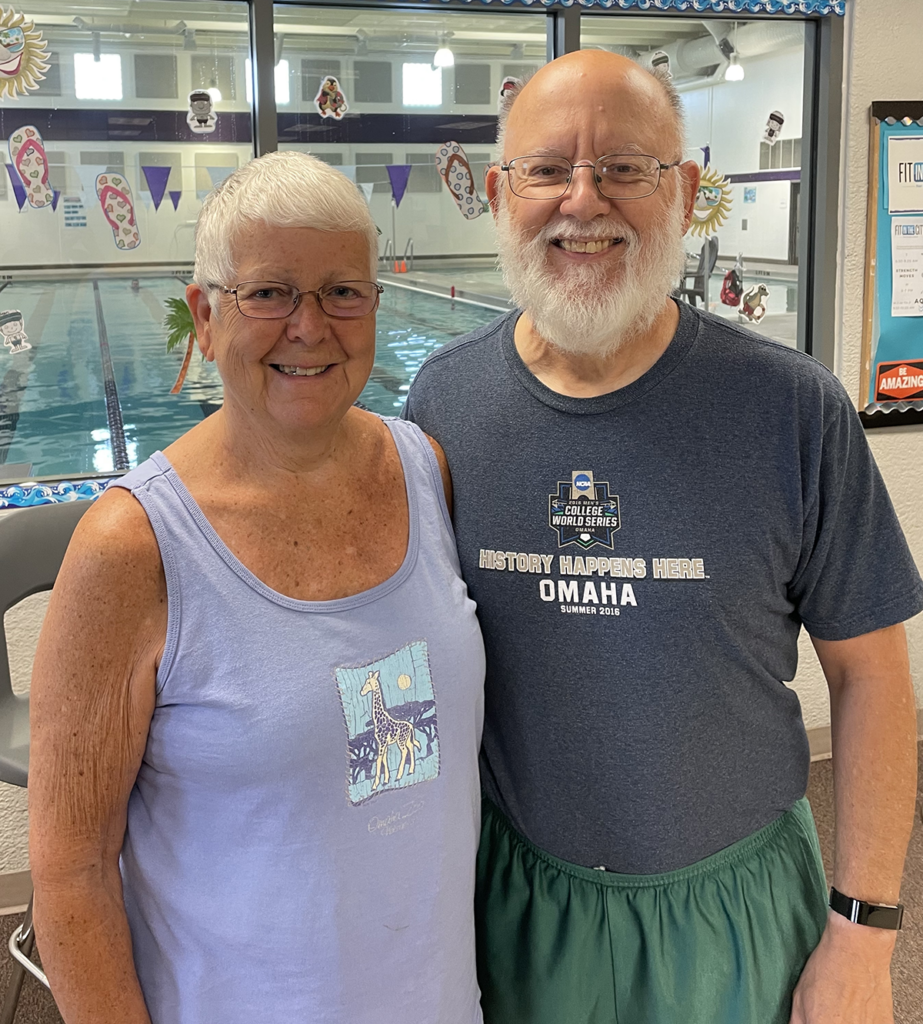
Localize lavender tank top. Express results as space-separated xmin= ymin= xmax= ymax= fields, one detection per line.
xmin=111 ymin=418 xmax=485 ymax=1024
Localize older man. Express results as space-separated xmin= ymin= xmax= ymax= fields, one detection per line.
xmin=406 ymin=50 xmax=920 ymax=1024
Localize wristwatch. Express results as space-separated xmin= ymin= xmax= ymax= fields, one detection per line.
xmin=829 ymin=887 xmax=904 ymax=930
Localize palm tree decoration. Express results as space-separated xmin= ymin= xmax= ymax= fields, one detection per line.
xmin=163 ymin=297 xmax=196 ymax=394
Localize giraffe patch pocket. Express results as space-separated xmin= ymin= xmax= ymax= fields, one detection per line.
xmin=336 ymin=641 xmax=440 ymax=806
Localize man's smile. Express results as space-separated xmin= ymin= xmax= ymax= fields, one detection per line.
xmin=551 ymin=237 xmax=624 ymax=254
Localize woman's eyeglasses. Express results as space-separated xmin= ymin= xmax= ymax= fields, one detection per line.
xmin=220 ymin=281 xmax=383 ymax=320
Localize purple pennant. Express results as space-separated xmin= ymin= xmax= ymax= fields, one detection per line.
xmin=52 ymin=190 xmax=61 ymax=211
xmin=141 ymin=166 xmax=172 ymax=211
xmin=386 ymin=165 xmax=412 ymax=208
xmin=700 ymin=145 xmax=711 ymax=169
xmin=168 ymin=190 xmax=181 ymax=210
xmin=6 ymin=166 xmax=27 ymax=211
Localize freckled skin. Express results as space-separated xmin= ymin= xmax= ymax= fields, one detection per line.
xmin=27 ymin=224 xmax=454 ymax=1023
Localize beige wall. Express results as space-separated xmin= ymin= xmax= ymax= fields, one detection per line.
xmin=788 ymin=0 xmax=923 ymax=735
xmin=2 ymin=0 xmax=922 ymax=877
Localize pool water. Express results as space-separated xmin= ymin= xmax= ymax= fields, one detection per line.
xmin=0 ymin=277 xmax=503 ymax=479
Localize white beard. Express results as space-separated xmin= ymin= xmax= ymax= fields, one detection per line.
xmin=495 ymin=188 xmax=688 ymax=358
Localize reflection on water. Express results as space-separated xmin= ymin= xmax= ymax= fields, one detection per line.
xmin=0 ymin=277 xmax=501 ymax=478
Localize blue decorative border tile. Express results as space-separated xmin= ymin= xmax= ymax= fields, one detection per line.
xmin=0 ymin=479 xmax=116 ymax=510
xmin=432 ymin=0 xmax=844 ymax=13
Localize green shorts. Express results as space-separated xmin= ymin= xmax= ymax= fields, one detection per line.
xmin=475 ymin=798 xmax=828 ymax=1024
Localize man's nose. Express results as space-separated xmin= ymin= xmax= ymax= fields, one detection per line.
xmin=559 ymin=163 xmax=612 ymax=220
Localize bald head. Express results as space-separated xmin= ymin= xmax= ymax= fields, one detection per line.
xmin=498 ymin=50 xmax=686 ymax=162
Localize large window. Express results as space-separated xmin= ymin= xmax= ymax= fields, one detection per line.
xmin=0 ymin=0 xmax=252 ymax=482
xmin=274 ymin=5 xmax=547 ymax=263
xmin=582 ymin=16 xmax=806 ymax=349
xmin=0 ymin=1 xmax=829 ymax=495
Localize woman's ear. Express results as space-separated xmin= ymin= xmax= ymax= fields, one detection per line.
xmin=186 ymin=283 xmax=217 ymax=362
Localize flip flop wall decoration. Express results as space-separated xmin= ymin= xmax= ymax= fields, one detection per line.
xmin=0 ymin=6 xmax=49 ymax=100
xmin=8 ymin=125 xmax=52 ymax=209
xmin=435 ymin=142 xmax=485 ymax=221
xmin=96 ymin=173 xmax=141 ymax=250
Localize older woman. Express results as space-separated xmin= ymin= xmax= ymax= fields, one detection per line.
xmin=28 ymin=151 xmax=485 ymax=1024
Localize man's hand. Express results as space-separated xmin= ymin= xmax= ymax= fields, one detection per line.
xmin=790 ymin=911 xmax=897 ymax=1023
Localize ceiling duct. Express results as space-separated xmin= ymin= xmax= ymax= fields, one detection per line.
xmin=72 ymin=17 xmax=188 ymax=37
xmin=634 ymin=20 xmax=804 ymax=79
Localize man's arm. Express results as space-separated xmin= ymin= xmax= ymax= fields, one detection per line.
xmin=790 ymin=622 xmax=918 ymax=1024
xmin=29 ymin=489 xmax=165 ymax=1024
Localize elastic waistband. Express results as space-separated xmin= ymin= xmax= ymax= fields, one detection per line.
xmin=482 ymin=797 xmax=816 ymax=890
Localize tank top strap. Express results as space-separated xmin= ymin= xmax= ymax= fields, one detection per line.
xmin=383 ymin=416 xmax=453 ymax=539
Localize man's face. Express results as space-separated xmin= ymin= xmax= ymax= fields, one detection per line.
xmin=487 ymin=59 xmax=699 ymax=354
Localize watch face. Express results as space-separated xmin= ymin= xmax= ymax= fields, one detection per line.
xmin=864 ymin=904 xmax=904 ymax=930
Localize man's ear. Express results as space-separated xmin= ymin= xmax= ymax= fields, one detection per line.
xmin=485 ymin=164 xmax=504 ymax=219
xmin=677 ymin=160 xmax=702 ymax=235
xmin=185 ymin=283 xmax=217 ymax=363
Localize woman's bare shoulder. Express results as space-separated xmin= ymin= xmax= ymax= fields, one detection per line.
xmin=61 ymin=487 xmax=165 ymax=605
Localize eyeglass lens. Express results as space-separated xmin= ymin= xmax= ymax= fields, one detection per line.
xmin=234 ymin=281 xmax=379 ymax=319
xmin=508 ymin=154 xmax=662 ymax=200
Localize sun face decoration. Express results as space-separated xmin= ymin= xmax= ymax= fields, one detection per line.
xmin=0 ymin=6 xmax=49 ymax=100
xmin=689 ymin=165 xmax=733 ymax=238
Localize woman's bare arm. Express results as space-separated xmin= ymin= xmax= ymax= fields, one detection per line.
xmin=29 ymin=489 xmax=167 ymax=1024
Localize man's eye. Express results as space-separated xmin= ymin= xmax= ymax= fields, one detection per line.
xmin=327 ymin=285 xmax=360 ymax=299
xmin=531 ymin=164 xmax=566 ymax=178
xmin=252 ymin=287 xmax=283 ymax=300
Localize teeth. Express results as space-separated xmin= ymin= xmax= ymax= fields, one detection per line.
xmin=276 ymin=364 xmax=328 ymax=376
xmin=558 ymin=238 xmax=617 ymax=254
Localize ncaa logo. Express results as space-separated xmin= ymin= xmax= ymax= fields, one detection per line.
xmin=572 ymin=471 xmax=594 ymax=498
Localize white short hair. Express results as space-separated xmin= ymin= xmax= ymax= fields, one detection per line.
xmin=194 ymin=150 xmax=379 ymax=289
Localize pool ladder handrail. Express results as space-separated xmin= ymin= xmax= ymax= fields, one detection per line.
xmin=403 ymin=238 xmax=414 ymax=272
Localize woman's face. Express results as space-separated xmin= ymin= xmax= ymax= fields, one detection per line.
xmin=196 ymin=226 xmax=377 ymax=435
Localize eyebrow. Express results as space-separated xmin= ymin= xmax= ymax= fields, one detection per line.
xmin=513 ymin=142 xmax=649 ymax=158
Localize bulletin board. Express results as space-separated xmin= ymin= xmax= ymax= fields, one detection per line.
xmin=859 ymin=102 xmax=923 ymax=429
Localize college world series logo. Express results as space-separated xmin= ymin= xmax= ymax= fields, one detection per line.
xmin=548 ymin=471 xmax=620 ymax=550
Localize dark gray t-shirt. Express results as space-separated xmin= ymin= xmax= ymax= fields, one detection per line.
xmin=404 ymin=301 xmax=923 ymax=874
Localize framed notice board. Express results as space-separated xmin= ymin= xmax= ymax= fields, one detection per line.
xmin=859 ymin=101 xmax=923 ymax=429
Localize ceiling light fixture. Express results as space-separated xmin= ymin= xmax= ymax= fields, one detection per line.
xmin=724 ymin=22 xmax=744 ymax=81
xmin=433 ymin=33 xmax=454 ymax=69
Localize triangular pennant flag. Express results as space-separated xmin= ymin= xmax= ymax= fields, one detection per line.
xmin=6 ymin=166 xmax=26 ymax=211
xmin=207 ymin=166 xmax=236 ymax=189
xmin=360 ymin=182 xmax=374 ymax=203
xmin=386 ymin=165 xmax=412 ymax=208
xmin=52 ymin=190 xmax=61 ymax=211
xmin=340 ymin=164 xmax=357 ymax=183
xmin=141 ymin=165 xmax=171 ymax=211
xmin=169 ymin=190 xmax=181 ymax=210
xmin=75 ymin=164 xmax=108 ymax=197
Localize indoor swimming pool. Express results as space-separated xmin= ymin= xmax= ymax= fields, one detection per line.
xmin=0 ymin=276 xmax=504 ymax=482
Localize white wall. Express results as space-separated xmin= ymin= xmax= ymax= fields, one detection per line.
xmin=680 ymin=46 xmax=805 ymax=261
xmin=786 ymin=0 xmax=923 ymax=732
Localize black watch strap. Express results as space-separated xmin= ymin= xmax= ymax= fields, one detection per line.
xmin=829 ymin=887 xmax=904 ymax=930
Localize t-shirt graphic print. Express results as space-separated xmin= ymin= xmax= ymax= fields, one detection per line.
xmin=336 ymin=640 xmax=440 ymax=805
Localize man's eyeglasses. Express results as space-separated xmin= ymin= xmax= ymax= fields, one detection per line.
xmin=501 ymin=153 xmax=680 ymax=201
xmin=220 ymin=281 xmax=383 ymax=320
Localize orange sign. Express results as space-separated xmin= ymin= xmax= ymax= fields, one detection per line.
xmin=875 ymin=360 xmax=923 ymax=402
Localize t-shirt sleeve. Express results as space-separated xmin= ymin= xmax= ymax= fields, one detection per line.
xmin=790 ymin=383 xmax=923 ymax=641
